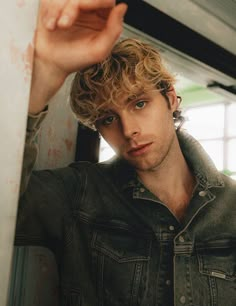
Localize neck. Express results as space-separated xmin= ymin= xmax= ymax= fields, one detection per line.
xmin=137 ymin=138 xmax=196 ymax=220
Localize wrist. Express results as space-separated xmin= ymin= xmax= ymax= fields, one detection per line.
xmin=29 ymin=57 xmax=67 ymax=114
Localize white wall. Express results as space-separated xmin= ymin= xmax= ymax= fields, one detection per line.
xmin=0 ymin=3 xmax=78 ymax=304
xmin=0 ymin=2 xmax=39 ymax=305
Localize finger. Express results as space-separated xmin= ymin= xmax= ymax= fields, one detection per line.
xmin=77 ymin=0 xmax=116 ymax=9
xmin=91 ymin=3 xmax=128 ymax=61
xmin=57 ymin=0 xmax=81 ymax=28
xmin=57 ymin=0 xmax=116 ymax=28
xmin=41 ymin=0 xmax=68 ymax=31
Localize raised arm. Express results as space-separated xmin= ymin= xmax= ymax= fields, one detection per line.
xmin=29 ymin=0 xmax=127 ymax=114
xmin=20 ymin=0 xmax=127 ymax=194
xmin=18 ymin=0 xmax=127 ymax=244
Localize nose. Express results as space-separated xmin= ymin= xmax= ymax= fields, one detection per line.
xmin=120 ymin=115 xmax=141 ymax=139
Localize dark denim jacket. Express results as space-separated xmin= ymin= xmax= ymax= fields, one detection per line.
xmin=16 ymin=117 xmax=236 ymax=306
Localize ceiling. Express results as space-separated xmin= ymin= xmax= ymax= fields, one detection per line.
xmin=144 ymin=0 xmax=236 ymax=55
xmin=120 ymin=0 xmax=236 ymax=100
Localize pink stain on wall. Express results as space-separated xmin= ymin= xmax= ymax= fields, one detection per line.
xmin=47 ymin=148 xmax=62 ymax=160
xmin=66 ymin=118 xmax=73 ymax=131
xmin=6 ymin=179 xmax=20 ymax=194
xmin=22 ymin=42 xmax=34 ymax=82
xmin=9 ymin=38 xmax=34 ymax=83
xmin=46 ymin=148 xmax=63 ymax=168
xmin=10 ymin=39 xmax=22 ymax=70
xmin=64 ymin=139 xmax=73 ymax=152
xmin=47 ymin=127 xmax=56 ymax=142
xmin=17 ymin=0 xmax=26 ymax=8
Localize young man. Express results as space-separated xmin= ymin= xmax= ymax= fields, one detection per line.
xmin=16 ymin=1 xmax=236 ymax=305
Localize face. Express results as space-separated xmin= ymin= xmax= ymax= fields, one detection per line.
xmin=96 ymin=88 xmax=179 ymax=173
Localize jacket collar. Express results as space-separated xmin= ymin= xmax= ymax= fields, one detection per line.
xmin=177 ymin=129 xmax=224 ymax=189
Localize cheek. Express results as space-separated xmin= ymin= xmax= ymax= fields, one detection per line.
xmin=140 ymin=112 xmax=163 ymax=133
xmin=149 ymin=112 xmax=175 ymax=139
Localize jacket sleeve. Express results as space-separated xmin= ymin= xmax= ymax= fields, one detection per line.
xmin=16 ymin=110 xmax=82 ymax=253
xmin=20 ymin=110 xmax=48 ymax=196
xmin=16 ymin=109 xmax=68 ymax=252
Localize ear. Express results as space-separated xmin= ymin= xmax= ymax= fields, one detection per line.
xmin=166 ymin=86 xmax=178 ymax=112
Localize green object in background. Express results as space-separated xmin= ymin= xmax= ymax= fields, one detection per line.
xmin=175 ymin=77 xmax=222 ymax=108
xmin=180 ymin=85 xmax=222 ymax=108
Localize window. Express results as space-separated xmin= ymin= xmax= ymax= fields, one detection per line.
xmin=99 ymin=137 xmax=115 ymax=162
xmin=184 ymin=101 xmax=236 ymax=179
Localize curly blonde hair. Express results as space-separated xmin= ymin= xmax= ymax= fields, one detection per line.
xmin=70 ymin=38 xmax=176 ymax=129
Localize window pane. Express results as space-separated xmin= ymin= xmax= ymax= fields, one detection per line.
xmin=99 ymin=137 xmax=115 ymax=162
xmin=226 ymin=103 xmax=236 ymax=137
xmin=230 ymin=174 xmax=236 ymax=181
xmin=184 ymin=104 xmax=224 ymax=139
xmin=227 ymin=139 xmax=236 ymax=171
xmin=199 ymin=140 xmax=224 ymax=171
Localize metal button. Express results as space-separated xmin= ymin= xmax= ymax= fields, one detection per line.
xmin=178 ymin=235 xmax=185 ymax=243
xmin=199 ymin=190 xmax=207 ymax=197
xmin=140 ymin=187 xmax=145 ymax=193
xmin=165 ymin=279 xmax=171 ymax=286
xmin=180 ymin=295 xmax=186 ymax=304
xmin=169 ymin=225 xmax=175 ymax=231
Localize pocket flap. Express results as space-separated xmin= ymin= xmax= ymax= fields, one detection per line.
xmin=92 ymin=230 xmax=151 ymax=263
xmin=197 ymin=240 xmax=236 ymax=281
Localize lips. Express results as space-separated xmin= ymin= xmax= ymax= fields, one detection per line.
xmin=127 ymin=143 xmax=153 ymax=157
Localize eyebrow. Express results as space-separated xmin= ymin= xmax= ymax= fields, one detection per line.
xmin=125 ymin=91 xmax=147 ymax=104
xmin=96 ymin=91 xmax=148 ymax=119
xmin=96 ymin=109 xmax=116 ymax=122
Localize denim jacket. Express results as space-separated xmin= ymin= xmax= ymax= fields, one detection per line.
xmin=15 ymin=114 xmax=236 ymax=306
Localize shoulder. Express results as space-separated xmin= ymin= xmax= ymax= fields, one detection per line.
xmin=69 ymin=156 xmax=123 ymax=175
xmin=69 ymin=157 xmax=133 ymax=189
xmin=213 ymin=173 xmax=236 ymax=206
xmin=220 ymin=173 xmax=236 ymax=190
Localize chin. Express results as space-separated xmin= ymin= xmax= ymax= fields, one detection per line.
xmin=128 ymin=158 xmax=160 ymax=172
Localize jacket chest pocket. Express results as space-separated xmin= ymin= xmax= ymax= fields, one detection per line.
xmin=91 ymin=228 xmax=151 ymax=306
xmin=197 ymin=245 xmax=236 ymax=281
xmin=197 ymin=240 xmax=236 ymax=306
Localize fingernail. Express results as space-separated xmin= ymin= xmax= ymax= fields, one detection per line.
xmin=121 ymin=4 xmax=128 ymax=17
xmin=58 ymin=15 xmax=70 ymax=27
xmin=46 ymin=18 xmax=56 ymax=30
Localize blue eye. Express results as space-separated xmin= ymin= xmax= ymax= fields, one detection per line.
xmin=135 ymin=100 xmax=146 ymax=109
xmin=102 ymin=115 xmax=116 ymax=126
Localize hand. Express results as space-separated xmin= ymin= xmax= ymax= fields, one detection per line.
xmin=39 ymin=0 xmax=127 ymax=74
xmin=29 ymin=0 xmax=127 ymax=114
